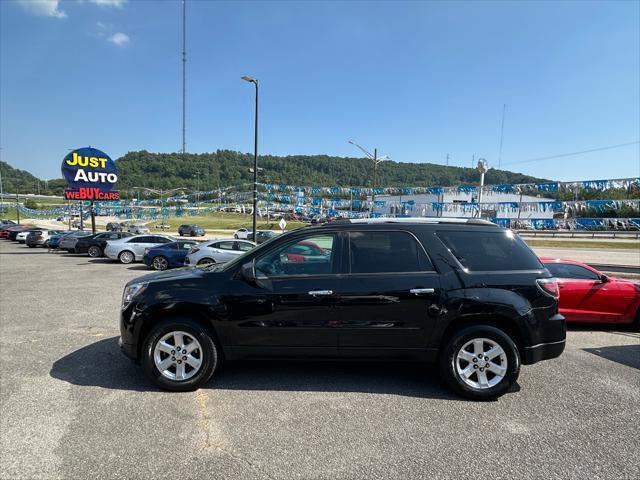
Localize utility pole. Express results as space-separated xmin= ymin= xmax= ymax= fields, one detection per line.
xmin=15 ymin=192 xmax=20 ymax=223
xmin=498 ymin=104 xmax=506 ymax=169
xmin=181 ymin=0 xmax=187 ymax=157
xmin=446 ymin=153 xmax=449 ymax=166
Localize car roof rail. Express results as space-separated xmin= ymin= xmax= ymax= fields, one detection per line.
xmin=326 ymin=217 xmax=498 ymax=226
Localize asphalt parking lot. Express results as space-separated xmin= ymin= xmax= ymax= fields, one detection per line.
xmin=1 ymin=240 xmax=639 ymax=480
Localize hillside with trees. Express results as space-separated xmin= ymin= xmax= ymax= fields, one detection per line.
xmin=113 ymin=150 xmax=548 ymax=192
xmin=4 ymin=150 xmax=549 ymax=196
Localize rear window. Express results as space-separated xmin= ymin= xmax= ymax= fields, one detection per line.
xmin=437 ymin=230 xmax=542 ymax=271
xmin=348 ymin=231 xmax=434 ymax=273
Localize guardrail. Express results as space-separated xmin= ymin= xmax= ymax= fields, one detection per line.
xmin=517 ymin=230 xmax=640 ymax=240
xmin=589 ymin=264 xmax=640 ymax=275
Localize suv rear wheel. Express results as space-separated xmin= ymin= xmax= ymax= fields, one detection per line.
xmin=439 ymin=325 xmax=520 ymax=400
xmin=141 ymin=318 xmax=218 ymax=391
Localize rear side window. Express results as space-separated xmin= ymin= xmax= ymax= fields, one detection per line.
xmin=348 ymin=231 xmax=433 ymax=273
xmin=543 ymin=263 xmax=600 ymax=280
xmin=437 ymin=230 xmax=542 ymax=271
xmin=213 ymin=241 xmax=235 ymax=250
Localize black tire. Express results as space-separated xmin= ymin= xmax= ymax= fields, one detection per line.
xmin=438 ymin=325 xmax=520 ymax=400
xmin=28 ymin=244 xmax=36 ymax=248
xmin=233 ymin=234 xmax=238 ymax=239
xmin=141 ymin=317 xmax=218 ymax=391
xmin=152 ymin=255 xmax=169 ymax=271
xmin=88 ymin=245 xmax=102 ymax=257
xmin=197 ymin=258 xmax=215 ymax=266
xmin=179 ymin=231 xmax=184 ymax=236
xmin=119 ymin=250 xmax=135 ymax=264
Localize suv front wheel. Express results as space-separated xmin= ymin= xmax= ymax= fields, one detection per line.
xmin=141 ymin=317 xmax=218 ymax=391
xmin=439 ymin=325 xmax=520 ymax=400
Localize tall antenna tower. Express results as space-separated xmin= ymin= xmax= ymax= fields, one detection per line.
xmin=498 ymin=103 xmax=506 ymax=169
xmin=181 ymin=0 xmax=187 ymax=156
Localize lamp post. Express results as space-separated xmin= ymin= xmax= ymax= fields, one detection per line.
xmin=476 ymin=158 xmax=488 ymax=218
xmin=348 ymin=140 xmax=390 ymax=217
xmin=242 ymin=75 xmax=259 ymax=237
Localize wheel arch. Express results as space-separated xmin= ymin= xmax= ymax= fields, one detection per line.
xmin=439 ymin=314 xmax=526 ymax=361
xmin=136 ymin=303 xmax=224 ymax=362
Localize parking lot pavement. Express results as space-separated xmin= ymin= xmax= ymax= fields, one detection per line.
xmin=1 ymin=240 xmax=639 ymax=480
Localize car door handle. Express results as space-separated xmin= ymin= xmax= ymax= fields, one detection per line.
xmin=308 ymin=290 xmax=333 ymax=296
xmin=410 ymin=288 xmax=435 ymax=295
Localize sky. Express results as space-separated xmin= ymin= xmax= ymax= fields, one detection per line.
xmin=1 ymin=0 xmax=639 ymax=183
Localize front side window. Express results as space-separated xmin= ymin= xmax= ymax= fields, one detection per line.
xmin=543 ymin=263 xmax=599 ymax=280
xmin=348 ymin=231 xmax=433 ymax=274
xmin=256 ymin=234 xmax=336 ymax=276
xmin=153 ymin=236 xmax=172 ymax=244
xmin=437 ymin=230 xmax=542 ymax=271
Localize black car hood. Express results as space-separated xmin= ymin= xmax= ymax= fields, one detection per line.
xmin=127 ymin=266 xmax=208 ymax=286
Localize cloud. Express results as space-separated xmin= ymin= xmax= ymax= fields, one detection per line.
xmin=17 ymin=0 xmax=67 ymax=18
xmin=88 ymin=0 xmax=127 ymax=7
xmin=107 ymin=32 xmax=130 ymax=46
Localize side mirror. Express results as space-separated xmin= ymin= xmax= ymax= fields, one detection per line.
xmin=240 ymin=261 xmax=257 ymax=283
xmin=599 ymin=274 xmax=609 ymax=283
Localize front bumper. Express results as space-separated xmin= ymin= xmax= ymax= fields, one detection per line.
xmin=118 ymin=336 xmax=137 ymax=362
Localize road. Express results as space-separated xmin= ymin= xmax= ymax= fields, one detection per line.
xmin=1 ymin=240 xmax=639 ymax=479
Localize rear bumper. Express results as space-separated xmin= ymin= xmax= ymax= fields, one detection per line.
xmin=523 ymin=338 xmax=566 ymax=364
xmin=522 ymin=313 xmax=566 ymax=364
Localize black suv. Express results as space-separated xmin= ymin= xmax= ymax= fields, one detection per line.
xmin=119 ymin=219 xmax=565 ymax=400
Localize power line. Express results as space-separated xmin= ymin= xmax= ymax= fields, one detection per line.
xmin=502 ymin=141 xmax=640 ymax=166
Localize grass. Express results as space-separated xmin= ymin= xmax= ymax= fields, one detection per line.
xmin=525 ymin=239 xmax=640 ymax=250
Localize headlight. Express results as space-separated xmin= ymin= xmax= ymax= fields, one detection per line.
xmin=122 ymin=283 xmax=148 ymax=310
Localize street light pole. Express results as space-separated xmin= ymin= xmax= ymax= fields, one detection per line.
xmin=348 ymin=140 xmax=390 ymax=217
xmin=242 ymin=75 xmax=259 ymax=236
xmin=476 ymin=158 xmax=488 ymax=218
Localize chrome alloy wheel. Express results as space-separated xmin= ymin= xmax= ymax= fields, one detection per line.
xmin=455 ymin=338 xmax=508 ymax=390
xmin=152 ymin=256 xmax=169 ymax=270
xmin=153 ymin=331 xmax=203 ymax=381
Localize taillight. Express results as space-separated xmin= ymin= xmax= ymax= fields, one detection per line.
xmin=537 ymin=278 xmax=559 ymax=298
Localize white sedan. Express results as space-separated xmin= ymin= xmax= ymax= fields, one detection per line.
xmin=104 ymin=234 xmax=175 ymax=264
xmin=233 ymin=228 xmax=252 ymax=240
xmin=185 ymin=239 xmax=255 ymax=266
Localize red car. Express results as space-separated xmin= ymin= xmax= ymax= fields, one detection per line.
xmin=0 ymin=225 xmax=29 ymax=240
xmin=541 ymin=257 xmax=640 ymax=326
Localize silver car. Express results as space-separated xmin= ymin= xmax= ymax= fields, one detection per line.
xmin=104 ymin=234 xmax=175 ymax=264
xmin=59 ymin=230 xmax=93 ymax=252
xmin=185 ymin=238 xmax=255 ymax=266
xmin=128 ymin=224 xmax=150 ymax=235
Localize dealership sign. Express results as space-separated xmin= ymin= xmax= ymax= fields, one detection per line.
xmin=62 ymin=147 xmax=120 ymax=200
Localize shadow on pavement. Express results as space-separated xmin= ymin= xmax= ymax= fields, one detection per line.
xmin=583 ymin=344 xmax=640 ymax=370
xmin=50 ymin=336 xmax=476 ymax=400
xmin=50 ymin=337 xmax=154 ymax=392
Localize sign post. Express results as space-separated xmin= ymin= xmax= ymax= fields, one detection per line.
xmin=279 ymin=217 xmax=287 ymax=232
xmin=61 ymin=147 xmax=120 ymax=233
